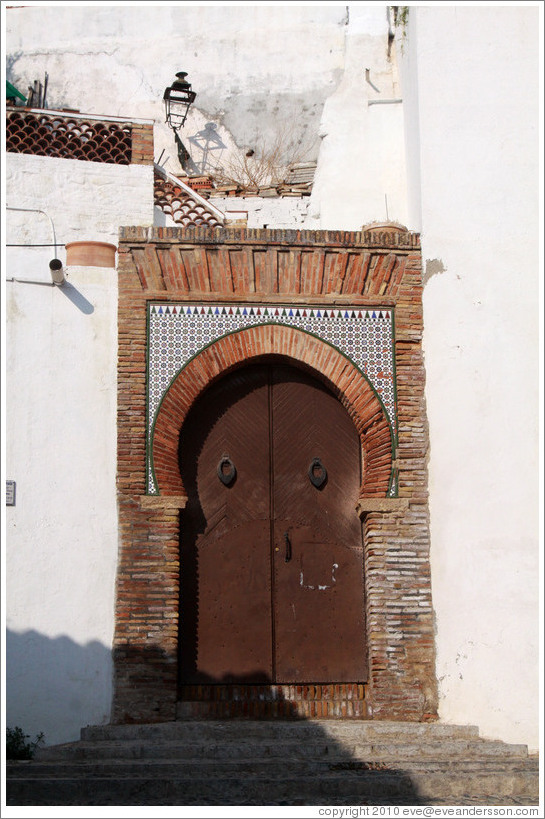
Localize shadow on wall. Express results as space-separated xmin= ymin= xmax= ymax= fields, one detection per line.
xmin=6 ymin=631 xmax=428 ymax=805
xmin=186 ymin=122 xmax=227 ymax=175
xmin=18 ymin=668 xmax=428 ymax=807
xmin=6 ymin=629 xmax=113 ymax=747
xmin=4 ymin=631 xmax=444 ymax=805
xmin=57 ymin=279 xmax=95 ymax=314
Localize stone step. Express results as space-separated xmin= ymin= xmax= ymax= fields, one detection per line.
xmin=6 ymin=720 xmax=539 ymax=807
xmin=80 ymin=719 xmax=482 ymax=743
xmin=9 ymin=756 xmax=539 ymax=779
xmin=6 ymin=763 xmax=539 ymax=806
xmin=35 ymin=736 xmax=530 ymax=762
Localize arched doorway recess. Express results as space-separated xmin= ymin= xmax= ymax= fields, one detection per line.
xmin=113 ymin=224 xmax=437 ymax=725
xmin=177 ymin=360 xmax=367 ymax=712
xmin=151 ymin=327 xmax=393 ymax=718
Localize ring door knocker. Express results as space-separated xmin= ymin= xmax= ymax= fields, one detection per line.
xmin=217 ymin=454 xmax=236 ymax=487
xmin=308 ymin=457 xmax=327 ymax=489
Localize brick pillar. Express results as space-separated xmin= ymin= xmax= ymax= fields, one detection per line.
xmin=131 ymin=123 xmax=154 ymax=165
xmin=363 ymin=508 xmax=437 ymax=721
xmin=113 ymin=279 xmax=180 ymax=722
xmin=112 ymin=503 xmax=180 ymax=723
xmin=361 ymin=241 xmax=438 ymax=721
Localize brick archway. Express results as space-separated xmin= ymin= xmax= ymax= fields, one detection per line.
xmin=114 ymin=226 xmax=437 ymax=725
xmin=151 ymin=323 xmax=393 ymax=500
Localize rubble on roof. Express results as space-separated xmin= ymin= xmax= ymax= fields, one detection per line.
xmin=182 ymin=160 xmax=317 ymax=200
xmin=184 ymin=175 xmax=215 ymax=194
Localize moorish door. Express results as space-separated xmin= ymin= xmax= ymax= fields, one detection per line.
xmin=178 ymin=361 xmax=367 ymax=686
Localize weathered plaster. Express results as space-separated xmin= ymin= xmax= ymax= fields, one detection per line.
xmin=5 ymin=5 xmax=350 ymax=180
xmin=6 ymin=154 xmax=153 ymax=249
xmin=423 ymin=258 xmax=446 ymax=286
xmin=5 ymin=4 xmax=404 ymax=220
xmin=398 ymin=5 xmax=540 ymax=751
xmin=4 ymin=3 xmax=540 ymax=750
xmin=5 ymin=156 xmax=151 ymax=745
xmin=208 ymin=196 xmax=311 ymax=230
xmin=5 ymin=264 xmax=119 ymax=745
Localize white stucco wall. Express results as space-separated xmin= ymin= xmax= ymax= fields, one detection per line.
xmin=5 ymin=155 xmax=152 ymax=745
xmin=4 ymin=4 xmax=541 ymax=751
xmin=209 ymin=196 xmax=311 ymax=230
xmin=5 ymin=264 xmax=118 ymax=745
xmin=308 ymin=5 xmax=408 ymax=229
xmin=4 ymin=3 xmax=407 ymax=228
xmin=6 ymin=153 xmax=153 ymax=251
xmin=398 ymin=7 xmax=541 ymax=751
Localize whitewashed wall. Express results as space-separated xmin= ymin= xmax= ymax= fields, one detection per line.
xmin=4 ymin=4 xmax=541 ymax=750
xmin=398 ymin=6 xmax=540 ymax=751
xmin=208 ymin=196 xmax=311 ymax=230
xmin=5 ymin=4 xmax=406 ymax=229
xmin=5 ymin=155 xmax=152 ymax=745
xmin=6 ymin=154 xmax=153 ymax=250
xmin=307 ymin=5 xmax=407 ymax=229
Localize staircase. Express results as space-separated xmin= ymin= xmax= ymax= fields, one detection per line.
xmin=6 ymin=720 xmax=539 ymax=806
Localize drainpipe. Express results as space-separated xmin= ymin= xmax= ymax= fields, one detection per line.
xmin=6 ymin=206 xmax=64 ymax=286
xmin=6 ymin=206 xmax=58 ymax=257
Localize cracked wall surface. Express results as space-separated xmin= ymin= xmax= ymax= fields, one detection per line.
xmin=5 ymin=4 xmax=540 ymax=751
xmin=5 ymin=4 xmax=407 ymax=229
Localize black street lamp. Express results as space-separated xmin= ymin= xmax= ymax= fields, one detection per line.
xmin=163 ymin=72 xmax=197 ymax=132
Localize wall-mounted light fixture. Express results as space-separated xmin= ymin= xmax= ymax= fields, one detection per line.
xmin=49 ymin=258 xmax=65 ymax=286
xmin=163 ymin=72 xmax=197 ymax=132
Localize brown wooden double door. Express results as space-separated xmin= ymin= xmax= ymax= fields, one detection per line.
xmin=178 ymin=361 xmax=367 ymax=686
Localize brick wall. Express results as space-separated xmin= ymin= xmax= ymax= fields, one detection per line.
xmin=130 ymin=123 xmax=154 ymax=165
xmin=114 ymin=224 xmax=437 ymax=723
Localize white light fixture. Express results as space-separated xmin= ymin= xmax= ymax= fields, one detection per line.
xmin=49 ymin=258 xmax=65 ymax=286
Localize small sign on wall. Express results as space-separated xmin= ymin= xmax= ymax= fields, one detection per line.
xmin=6 ymin=480 xmax=16 ymax=506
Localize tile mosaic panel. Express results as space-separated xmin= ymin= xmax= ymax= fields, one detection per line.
xmin=147 ymin=303 xmax=397 ymax=494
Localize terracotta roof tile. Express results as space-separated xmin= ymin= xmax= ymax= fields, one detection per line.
xmin=154 ymin=165 xmax=224 ymax=228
